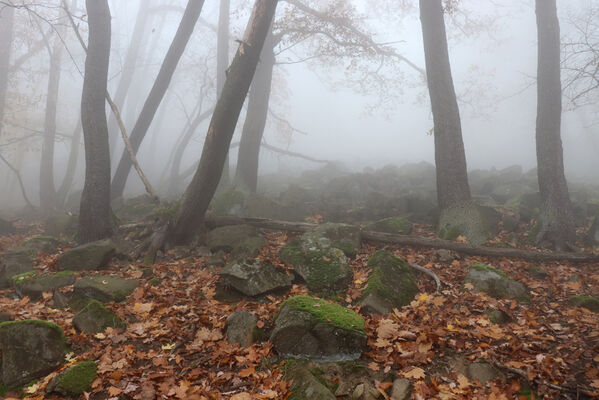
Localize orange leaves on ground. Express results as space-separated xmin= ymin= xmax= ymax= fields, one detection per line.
xmin=402 ymin=367 xmax=426 ymax=380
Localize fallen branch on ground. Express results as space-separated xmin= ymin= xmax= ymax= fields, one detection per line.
xmin=409 ymin=263 xmax=441 ymax=291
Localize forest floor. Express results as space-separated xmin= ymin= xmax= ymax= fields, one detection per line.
xmin=0 ymin=219 xmax=598 ymax=400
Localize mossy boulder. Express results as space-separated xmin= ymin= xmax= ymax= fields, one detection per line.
xmin=0 ymin=247 xmax=35 ymax=288
xmin=486 ymin=309 xmax=511 ymax=324
xmin=270 ymin=296 xmax=366 ymax=362
xmin=47 ymin=360 xmax=97 ymax=397
xmin=501 ymin=214 xmax=520 ymax=233
xmin=57 ymin=239 xmax=116 ymax=271
xmin=359 ymin=250 xmax=417 ymax=314
xmin=219 ymin=260 xmax=292 ymax=297
xmin=113 ymin=194 xmax=157 ymax=222
xmin=464 ymin=263 xmax=529 ymax=302
xmin=0 ymin=218 xmax=15 ymax=236
xmin=73 ymin=300 xmax=125 ymax=333
xmin=315 ymin=223 xmax=361 ymax=258
xmin=284 ymin=361 xmax=336 ymax=400
xmin=280 ymin=233 xmax=351 ymax=295
xmin=0 ymin=320 xmax=67 ymax=387
xmin=44 ymin=214 xmax=78 ymax=237
xmin=508 ymin=192 xmax=541 ymax=222
xmin=13 ymin=271 xmax=76 ymax=300
xmin=209 ymin=187 xmax=246 ymax=216
xmin=21 ymin=235 xmax=60 ymax=254
xmin=438 ymin=203 xmax=500 ymax=245
xmin=225 ymin=311 xmax=258 ymax=347
xmin=467 ymin=359 xmax=504 ymax=384
xmin=205 ymin=225 xmax=266 ymax=257
xmin=73 ymin=275 xmax=139 ymax=303
xmin=367 ymin=217 xmax=413 ymax=235
xmin=570 ymin=295 xmax=599 ymax=312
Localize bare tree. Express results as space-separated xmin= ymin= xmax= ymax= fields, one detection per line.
xmin=534 ymin=0 xmax=575 ymax=249
xmin=169 ymin=0 xmax=279 ymax=245
xmin=217 ymin=0 xmax=231 ymax=186
xmin=78 ymin=0 xmax=113 ymax=243
xmin=0 ymin=5 xmax=14 ymax=135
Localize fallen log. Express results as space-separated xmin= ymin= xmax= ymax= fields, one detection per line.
xmin=205 ymin=216 xmax=599 ymax=264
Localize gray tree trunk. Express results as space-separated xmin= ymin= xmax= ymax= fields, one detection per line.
xmin=78 ymin=0 xmax=113 ymax=243
xmin=0 ymin=6 xmax=14 ymax=135
xmin=170 ymin=0 xmax=279 ymax=245
xmin=419 ymin=0 xmax=471 ymax=211
xmin=217 ymin=0 xmax=231 ymax=187
xmin=534 ymin=0 xmax=576 ymax=249
xmin=111 ymin=0 xmax=205 ymax=199
xmin=57 ymin=117 xmax=82 ymax=208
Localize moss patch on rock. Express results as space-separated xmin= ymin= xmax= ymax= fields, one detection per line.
xmin=282 ymin=296 xmax=365 ymax=334
xmin=465 ymin=263 xmax=529 ymax=302
xmin=438 ymin=203 xmax=500 ymax=245
xmin=367 ymin=217 xmax=413 ymax=235
xmin=209 ymin=187 xmax=246 ymax=216
xmin=73 ymin=300 xmax=125 ymax=333
xmin=570 ymin=295 xmax=599 ymax=312
xmin=48 ymin=360 xmax=97 ymax=396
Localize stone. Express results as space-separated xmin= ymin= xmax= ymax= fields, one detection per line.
xmin=486 ymin=309 xmax=511 ymax=324
xmin=219 ymin=260 xmax=292 ymax=297
xmin=570 ymin=295 xmax=599 ymax=312
xmin=209 ymin=187 xmax=245 ymax=216
xmin=0 ymin=217 xmax=15 ymax=236
xmin=13 ymin=271 xmax=76 ymax=300
xmin=464 ymin=263 xmax=529 ymax=302
xmin=588 ymin=216 xmax=599 ymax=245
xmin=0 ymin=312 xmax=13 ymax=322
xmin=113 ymin=194 xmax=157 ymax=222
xmin=391 ymin=378 xmax=412 ymax=400
xmin=20 ymin=235 xmax=60 ymax=254
xmin=367 ymin=217 xmax=413 ymax=235
xmin=316 ymin=223 xmax=362 ymax=257
xmin=526 ymin=265 xmax=549 ymax=279
xmin=0 ymin=320 xmax=67 ymax=387
xmin=352 ymin=383 xmax=365 ymax=400
xmin=47 ymin=361 xmax=97 ymax=397
xmin=359 ymin=251 xmax=417 ymax=315
xmin=205 ymin=224 xmax=266 ymax=254
xmin=206 ymin=251 xmax=226 ymax=267
xmin=44 ymin=214 xmax=78 ymax=237
xmin=467 ymin=359 xmax=504 ymax=384
xmin=225 ymin=311 xmax=257 ymax=347
xmin=280 ymin=232 xmax=352 ymax=295
xmin=285 ymin=361 xmax=336 ymax=400
xmin=501 ymin=214 xmax=520 ymax=233
xmin=270 ymin=296 xmax=367 ymax=362
xmin=436 ymin=249 xmax=454 ymax=263
xmin=74 ymin=275 xmax=139 ymax=303
xmin=57 ymin=239 xmax=116 ymax=271
xmin=73 ymin=300 xmax=125 ymax=333
xmin=0 ymin=247 xmax=35 ymax=289
xmin=438 ymin=203 xmax=500 ymax=246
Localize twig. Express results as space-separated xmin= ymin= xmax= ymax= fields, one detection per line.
xmin=0 ymin=151 xmax=34 ymax=209
xmin=409 ymin=263 xmax=441 ymax=292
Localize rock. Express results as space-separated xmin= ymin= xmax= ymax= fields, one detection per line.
xmin=367 ymin=217 xmax=413 ymax=235
xmin=0 ymin=320 xmax=67 ymax=387
xmin=13 ymin=271 xmax=76 ymax=300
xmin=0 ymin=247 xmax=35 ymax=289
xmin=467 ymin=359 xmax=504 ymax=384
xmin=73 ymin=300 xmax=125 ymax=333
xmin=0 ymin=217 xmax=15 ymax=236
xmin=74 ymin=275 xmax=139 ymax=303
xmin=501 ymin=214 xmax=520 ymax=233
xmin=316 ymin=223 xmax=362 ymax=257
xmin=20 ymin=235 xmax=60 ymax=254
xmin=438 ymin=203 xmax=500 ymax=245
xmin=526 ymin=265 xmax=549 ymax=279
xmin=225 ymin=311 xmax=257 ymax=346
xmin=570 ymin=295 xmax=599 ymax=312
xmin=359 ymin=250 xmax=417 ymax=315
xmin=209 ymin=187 xmax=245 ymax=216
xmin=205 ymin=225 xmax=266 ymax=255
xmin=47 ymin=361 xmax=97 ymax=397
xmin=280 ymin=232 xmax=351 ymax=295
xmin=52 ymin=292 xmax=71 ymax=309
xmin=219 ymin=260 xmax=292 ymax=297
xmin=464 ymin=263 xmax=529 ymax=302
xmin=206 ymin=251 xmax=226 ymax=267
xmin=44 ymin=214 xmax=78 ymax=237
xmin=511 ymin=192 xmax=541 ymax=222
xmin=57 ymin=239 xmax=116 ymax=271
xmin=486 ymin=309 xmax=511 ymax=324
xmin=391 ymin=378 xmax=412 ymax=400
xmin=352 ymin=383 xmax=365 ymax=399
xmin=436 ymin=249 xmax=454 ymax=263
xmin=0 ymin=312 xmax=12 ymax=322
xmin=587 ymin=216 xmax=599 ymax=245
xmin=270 ymin=296 xmax=367 ymax=362
xmin=285 ymin=361 xmax=336 ymax=400
xmin=113 ymin=194 xmax=157 ymax=222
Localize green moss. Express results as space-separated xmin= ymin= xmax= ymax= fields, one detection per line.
xmin=439 ymin=224 xmax=462 ymax=241
xmin=282 ymin=296 xmax=365 ymax=334
xmin=570 ymin=295 xmax=599 ymax=312
xmin=363 ymin=250 xmax=417 ymax=307
xmin=369 ymin=217 xmax=412 ymax=234
xmin=77 ymin=300 xmax=125 ymax=330
xmin=0 ymin=319 xmax=67 ymax=344
xmin=153 ymin=199 xmax=181 ymax=218
xmin=210 ymin=187 xmax=245 ymax=215
xmin=149 ymin=278 xmax=161 ymax=286
xmin=471 ymin=262 xmax=510 ymax=280
xmin=54 ymin=361 xmax=97 ymax=395
xmin=11 ymin=270 xmax=38 ymax=285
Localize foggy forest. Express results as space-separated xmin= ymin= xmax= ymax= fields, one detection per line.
xmin=0 ymin=0 xmax=598 ymax=398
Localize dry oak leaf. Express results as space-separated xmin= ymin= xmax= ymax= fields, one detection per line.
xmin=377 ymin=319 xmax=400 ymax=340
xmin=231 ymin=393 xmax=252 ymax=400
xmin=108 ymin=386 xmax=123 ymax=396
xmin=402 ymin=367 xmax=426 ymax=380
xmin=195 ymin=327 xmax=223 ymax=341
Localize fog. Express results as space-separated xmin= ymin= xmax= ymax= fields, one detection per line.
xmin=0 ymin=0 xmax=597 ymax=210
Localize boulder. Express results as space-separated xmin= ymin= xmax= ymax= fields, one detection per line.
xmin=464 ymin=263 xmax=529 ymax=302
xmin=570 ymin=295 xmax=599 ymax=312
xmin=391 ymin=378 xmax=412 ymax=400
xmin=486 ymin=309 xmax=512 ymax=324
xmin=270 ymin=296 xmax=367 ymax=362
xmin=284 ymin=361 xmax=336 ymax=400
xmin=501 ymin=214 xmax=520 ymax=233
xmin=74 ymin=275 xmax=139 ymax=303
xmin=205 ymin=225 xmax=266 ymax=256
xmin=47 ymin=361 xmax=97 ymax=397
xmin=467 ymin=359 xmax=504 ymax=384
xmin=44 ymin=214 xmax=77 ymax=237
xmin=13 ymin=271 xmax=76 ymax=300
xmin=0 ymin=247 xmax=35 ymax=289
xmin=20 ymin=235 xmax=60 ymax=254
xmin=209 ymin=187 xmax=245 ymax=216
xmin=316 ymin=223 xmax=362 ymax=257
xmin=280 ymin=233 xmax=351 ymax=295
xmin=57 ymin=239 xmax=116 ymax=271
xmin=359 ymin=250 xmax=417 ymax=315
xmin=367 ymin=217 xmax=412 ymax=235
xmin=0 ymin=217 xmax=15 ymax=236
xmin=0 ymin=320 xmax=67 ymax=387
xmin=219 ymin=260 xmax=292 ymax=297
xmin=225 ymin=311 xmax=257 ymax=347
xmin=73 ymin=300 xmax=125 ymax=333
xmin=438 ymin=203 xmax=500 ymax=245
xmin=113 ymin=194 xmax=157 ymax=222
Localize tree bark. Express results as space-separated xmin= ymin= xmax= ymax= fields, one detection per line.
xmin=217 ymin=0 xmax=231 ymax=187
xmin=419 ymin=0 xmax=471 ymax=211
xmin=534 ymin=0 xmax=576 ymax=250
xmin=78 ymin=0 xmax=113 ymax=243
xmin=111 ymin=0 xmax=205 ymax=199
xmin=170 ymin=0 xmax=279 ymax=245
xmin=0 ymin=5 xmax=14 ymax=135
xmin=234 ymin=32 xmax=276 ymax=193
xmin=57 ymin=117 xmax=82 ymax=208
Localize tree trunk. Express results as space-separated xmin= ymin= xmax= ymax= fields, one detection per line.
xmin=217 ymin=0 xmax=231 ymax=188
xmin=234 ymin=32 xmax=276 ymax=192
xmin=107 ymin=0 xmax=152 ymax=152
xmin=40 ymin=29 xmax=65 ymax=213
xmin=170 ymin=0 xmax=279 ymax=245
xmin=57 ymin=117 xmax=82 ymax=208
xmin=419 ymin=0 xmax=471 ymax=211
xmin=78 ymin=0 xmax=113 ymax=243
xmin=534 ymin=0 xmax=576 ymax=249
xmin=111 ymin=0 xmax=205 ymax=200
xmin=0 ymin=6 xmax=14 ymax=135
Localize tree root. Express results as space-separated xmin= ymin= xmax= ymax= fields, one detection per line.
xmin=409 ymin=263 xmax=441 ymax=291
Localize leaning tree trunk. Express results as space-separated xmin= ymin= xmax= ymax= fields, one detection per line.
xmin=56 ymin=117 xmax=82 ymax=208
xmin=419 ymin=0 xmax=471 ymax=211
xmin=78 ymin=0 xmax=113 ymax=243
xmin=0 ymin=5 xmax=14 ymax=135
xmin=170 ymin=0 xmax=279 ymax=245
xmin=217 ymin=0 xmax=232 ymax=187
xmin=111 ymin=0 xmax=205 ymax=200
xmin=234 ymin=33 xmax=276 ymax=193
xmin=534 ymin=0 xmax=576 ymax=249
xmin=40 ymin=27 xmax=65 ymax=213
